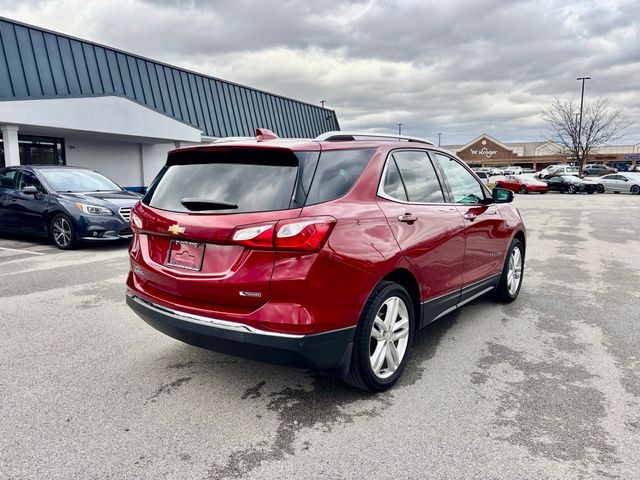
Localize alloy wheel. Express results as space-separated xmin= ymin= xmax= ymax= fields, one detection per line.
xmin=597 ymin=184 xmax=605 ymax=193
xmin=631 ymin=185 xmax=640 ymax=195
xmin=52 ymin=217 xmax=72 ymax=248
xmin=369 ymin=296 xmax=410 ymax=379
xmin=568 ymin=185 xmax=576 ymax=194
xmin=507 ymin=246 xmax=523 ymax=296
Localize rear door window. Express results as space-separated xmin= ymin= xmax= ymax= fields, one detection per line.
xmin=383 ymin=150 xmax=444 ymax=203
xmin=0 ymin=169 xmax=18 ymax=190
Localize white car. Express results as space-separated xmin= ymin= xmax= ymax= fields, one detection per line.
xmin=504 ymin=166 xmax=523 ymax=175
xmin=542 ymin=165 xmax=580 ymax=179
xmin=475 ymin=171 xmax=490 ymax=185
xmin=536 ymin=165 xmax=561 ymax=178
xmin=595 ymin=173 xmax=640 ymax=195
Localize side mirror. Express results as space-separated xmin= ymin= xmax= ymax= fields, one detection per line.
xmin=492 ymin=187 xmax=514 ymax=204
xmin=22 ymin=185 xmax=38 ymax=195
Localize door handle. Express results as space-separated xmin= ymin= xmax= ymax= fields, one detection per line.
xmin=398 ymin=213 xmax=418 ymax=223
xmin=463 ymin=213 xmax=477 ymax=221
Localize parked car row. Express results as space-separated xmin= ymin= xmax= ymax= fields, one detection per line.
xmin=493 ymin=172 xmax=640 ymax=195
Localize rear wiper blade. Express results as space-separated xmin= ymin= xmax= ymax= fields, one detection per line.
xmin=180 ymin=198 xmax=238 ymax=211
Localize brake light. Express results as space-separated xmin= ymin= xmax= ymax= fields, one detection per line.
xmin=231 ymin=217 xmax=336 ymax=252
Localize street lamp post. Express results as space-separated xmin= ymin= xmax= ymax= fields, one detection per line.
xmin=437 ymin=133 xmax=442 ymax=146
xmin=576 ymin=76 xmax=591 ymax=169
xmin=320 ymin=100 xmax=326 ymax=109
xmin=397 ymin=123 xmax=403 ymax=135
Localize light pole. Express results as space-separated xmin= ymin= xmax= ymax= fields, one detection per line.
xmin=576 ymin=76 xmax=591 ymax=166
xmin=437 ymin=133 xmax=442 ymax=146
xmin=320 ymin=100 xmax=326 ymax=109
xmin=397 ymin=123 xmax=403 ymax=135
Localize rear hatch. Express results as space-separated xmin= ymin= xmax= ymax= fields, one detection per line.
xmin=131 ymin=146 xmax=319 ymax=310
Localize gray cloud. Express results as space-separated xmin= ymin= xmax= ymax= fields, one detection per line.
xmin=2 ymin=0 xmax=639 ymax=144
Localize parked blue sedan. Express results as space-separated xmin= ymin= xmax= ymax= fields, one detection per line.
xmin=0 ymin=165 xmax=140 ymax=249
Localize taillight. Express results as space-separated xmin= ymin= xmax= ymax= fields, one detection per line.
xmin=275 ymin=217 xmax=335 ymax=251
xmin=231 ymin=224 xmax=275 ymax=248
xmin=231 ymin=217 xmax=336 ymax=252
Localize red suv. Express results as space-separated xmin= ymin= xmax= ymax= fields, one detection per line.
xmin=126 ymin=130 xmax=526 ymax=391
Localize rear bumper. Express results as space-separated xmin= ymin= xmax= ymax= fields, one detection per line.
xmin=126 ymin=293 xmax=355 ymax=375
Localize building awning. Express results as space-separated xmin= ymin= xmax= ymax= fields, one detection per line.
xmin=0 ymin=95 xmax=202 ymax=143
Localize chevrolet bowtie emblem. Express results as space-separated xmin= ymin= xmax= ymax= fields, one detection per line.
xmin=168 ymin=224 xmax=186 ymax=235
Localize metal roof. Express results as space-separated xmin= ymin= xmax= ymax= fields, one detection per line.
xmin=0 ymin=17 xmax=340 ymax=138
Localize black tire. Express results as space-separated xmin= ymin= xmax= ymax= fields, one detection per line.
xmin=596 ymin=184 xmax=605 ymax=193
xmin=631 ymin=185 xmax=640 ymax=195
xmin=346 ymin=281 xmax=415 ymax=392
xmin=519 ymin=186 xmax=527 ymax=194
xmin=50 ymin=213 xmax=77 ymax=250
xmin=588 ymin=190 xmax=595 ymax=194
xmin=568 ymin=185 xmax=576 ymax=194
xmin=493 ymin=238 xmax=524 ymax=303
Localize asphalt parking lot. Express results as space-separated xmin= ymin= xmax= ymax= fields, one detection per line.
xmin=1 ymin=193 xmax=639 ymax=480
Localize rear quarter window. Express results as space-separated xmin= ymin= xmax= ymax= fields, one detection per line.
xmin=304 ymin=149 xmax=373 ymax=206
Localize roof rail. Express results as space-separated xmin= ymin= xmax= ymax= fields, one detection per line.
xmin=314 ymin=131 xmax=435 ymax=146
xmin=211 ymin=136 xmax=254 ymax=143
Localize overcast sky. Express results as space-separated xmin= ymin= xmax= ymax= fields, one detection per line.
xmin=2 ymin=0 xmax=639 ymax=144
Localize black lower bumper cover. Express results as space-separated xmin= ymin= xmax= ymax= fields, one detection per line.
xmin=126 ymin=294 xmax=355 ymax=376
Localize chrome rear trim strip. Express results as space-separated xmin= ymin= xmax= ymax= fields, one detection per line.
xmin=127 ymin=293 xmax=305 ymax=339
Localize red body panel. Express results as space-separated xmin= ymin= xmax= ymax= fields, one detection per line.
xmin=454 ymin=204 xmax=509 ymax=286
xmin=376 ymin=198 xmax=465 ymax=299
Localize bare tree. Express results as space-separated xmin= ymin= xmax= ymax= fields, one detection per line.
xmin=542 ymin=97 xmax=627 ymax=176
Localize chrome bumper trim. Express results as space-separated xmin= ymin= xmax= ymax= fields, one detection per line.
xmin=127 ymin=293 xmax=305 ymax=339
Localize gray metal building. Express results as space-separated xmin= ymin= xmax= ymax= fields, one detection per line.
xmin=0 ymin=16 xmax=340 ymax=189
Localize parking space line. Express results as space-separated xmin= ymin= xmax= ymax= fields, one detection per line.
xmin=0 ymin=246 xmax=46 ymax=256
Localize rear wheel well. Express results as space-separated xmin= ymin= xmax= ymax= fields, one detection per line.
xmin=382 ymin=268 xmax=421 ymax=326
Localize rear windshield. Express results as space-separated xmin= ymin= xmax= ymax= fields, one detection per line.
xmin=143 ymin=147 xmax=372 ymax=213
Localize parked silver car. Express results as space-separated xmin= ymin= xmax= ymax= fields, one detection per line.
xmin=583 ymin=164 xmax=617 ymax=176
xmin=595 ymin=173 xmax=640 ymax=194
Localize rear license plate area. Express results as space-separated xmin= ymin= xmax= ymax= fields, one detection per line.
xmin=166 ymin=240 xmax=205 ymax=271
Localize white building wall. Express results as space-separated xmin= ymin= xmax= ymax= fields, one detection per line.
xmin=65 ymin=136 xmax=143 ymax=188
xmin=141 ymin=143 xmax=179 ymax=186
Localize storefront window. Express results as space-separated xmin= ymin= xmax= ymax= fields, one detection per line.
xmin=18 ymin=135 xmax=66 ymax=165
